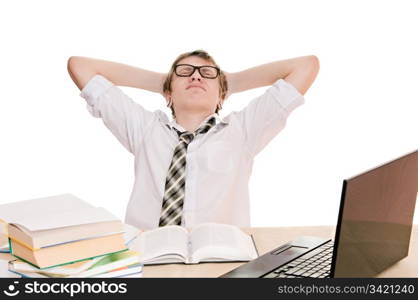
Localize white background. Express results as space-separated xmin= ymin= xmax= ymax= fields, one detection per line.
xmin=0 ymin=0 xmax=417 ymax=226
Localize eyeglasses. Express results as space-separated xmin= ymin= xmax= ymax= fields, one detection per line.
xmin=174 ymin=64 xmax=220 ymax=79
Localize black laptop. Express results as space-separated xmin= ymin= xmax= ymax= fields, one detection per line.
xmin=221 ymin=150 xmax=418 ymax=278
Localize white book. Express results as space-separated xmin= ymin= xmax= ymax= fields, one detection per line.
xmin=0 ymin=194 xmax=118 ymax=231
xmin=129 ymin=223 xmax=258 ymax=265
xmin=0 ymin=223 xmax=139 ymax=254
xmin=0 ymin=194 xmax=124 ymax=250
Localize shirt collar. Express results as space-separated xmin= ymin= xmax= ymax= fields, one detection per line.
xmin=163 ymin=112 xmax=229 ymax=132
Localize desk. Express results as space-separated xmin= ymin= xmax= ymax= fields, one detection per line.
xmin=142 ymin=226 xmax=418 ymax=278
xmin=1 ymin=226 xmax=417 ymax=278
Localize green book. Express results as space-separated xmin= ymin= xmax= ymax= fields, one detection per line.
xmin=9 ymin=250 xmax=141 ymax=278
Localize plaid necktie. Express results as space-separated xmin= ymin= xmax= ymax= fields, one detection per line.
xmin=159 ymin=117 xmax=216 ymax=226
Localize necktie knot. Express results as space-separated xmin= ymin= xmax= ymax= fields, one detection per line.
xmin=175 ymin=116 xmax=216 ymax=145
xmin=179 ymin=132 xmax=195 ymax=144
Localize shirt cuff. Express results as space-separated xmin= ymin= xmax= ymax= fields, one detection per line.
xmin=79 ymin=74 xmax=114 ymax=117
xmin=267 ymin=78 xmax=305 ymax=113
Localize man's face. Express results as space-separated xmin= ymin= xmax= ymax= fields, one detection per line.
xmin=166 ymin=56 xmax=221 ymax=116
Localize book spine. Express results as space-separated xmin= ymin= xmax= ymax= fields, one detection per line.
xmin=8 ymin=238 xmax=13 ymax=254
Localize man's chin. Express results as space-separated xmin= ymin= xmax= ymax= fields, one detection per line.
xmin=186 ymin=89 xmax=206 ymax=95
xmin=178 ymin=105 xmax=215 ymax=114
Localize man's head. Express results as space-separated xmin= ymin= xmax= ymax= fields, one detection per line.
xmin=163 ymin=50 xmax=228 ymax=118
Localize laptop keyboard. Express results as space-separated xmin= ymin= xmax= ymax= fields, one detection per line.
xmin=263 ymin=240 xmax=334 ymax=278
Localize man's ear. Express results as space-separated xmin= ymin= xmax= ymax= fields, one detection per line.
xmin=164 ymin=91 xmax=173 ymax=107
xmin=224 ymin=90 xmax=231 ymax=100
xmin=217 ymin=99 xmax=224 ymax=110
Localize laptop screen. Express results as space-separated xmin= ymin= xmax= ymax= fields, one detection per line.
xmin=332 ymin=150 xmax=418 ymax=277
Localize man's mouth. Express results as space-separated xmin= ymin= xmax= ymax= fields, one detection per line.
xmin=187 ymin=85 xmax=206 ymax=91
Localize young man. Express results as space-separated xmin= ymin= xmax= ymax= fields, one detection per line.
xmin=67 ymin=50 xmax=319 ymax=229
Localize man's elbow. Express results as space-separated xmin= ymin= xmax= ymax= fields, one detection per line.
xmin=67 ymin=56 xmax=81 ymax=78
xmin=306 ymin=55 xmax=320 ymax=74
xmin=303 ymin=55 xmax=320 ymax=86
xmin=67 ymin=56 xmax=97 ymax=91
xmin=284 ymin=56 xmax=320 ymax=95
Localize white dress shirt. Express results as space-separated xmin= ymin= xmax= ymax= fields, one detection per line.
xmin=80 ymin=74 xmax=305 ymax=229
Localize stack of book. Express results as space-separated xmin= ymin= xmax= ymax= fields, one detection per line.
xmin=0 ymin=194 xmax=142 ymax=278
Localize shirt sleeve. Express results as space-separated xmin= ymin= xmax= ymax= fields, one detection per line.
xmin=235 ymin=78 xmax=305 ymax=156
xmin=79 ymin=74 xmax=156 ymax=154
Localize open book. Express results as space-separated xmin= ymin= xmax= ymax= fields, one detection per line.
xmin=129 ymin=223 xmax=258 ymax=265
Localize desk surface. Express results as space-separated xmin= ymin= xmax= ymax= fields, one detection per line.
xmin=1 ymin=225 xmax=417 ymax=278
xmin=142 ymin=225 xmax=418 ymax=278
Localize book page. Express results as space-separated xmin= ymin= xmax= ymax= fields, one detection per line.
xmin=123 ymin=223 xmax=141 ymax=246
xmin=129 ymin=226 xmax=189 ymax=264
xmin=0 ymin=233 xmax=10 ymax=253
xmin=189 ymin=223 xmax=258 ymax=263
xmin=0 ymin=194 xmax=92 ymax=224
xmin=0 ymin=261 xmax=20 ymax=278
xmin=15 ymin=207 xmax=119 ymax=231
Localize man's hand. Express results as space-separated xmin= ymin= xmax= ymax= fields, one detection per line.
xmin=223 ymin=71 xmax=235 ymax=100
xmin=67 ymin=56 xmax=166 ymax=94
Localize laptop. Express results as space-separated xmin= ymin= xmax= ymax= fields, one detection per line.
xmin=221 ymin=149 xmax=418 ymax=278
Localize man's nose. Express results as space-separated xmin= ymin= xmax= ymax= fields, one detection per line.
xmin=190 ymin=68 xmax=202 ymax=81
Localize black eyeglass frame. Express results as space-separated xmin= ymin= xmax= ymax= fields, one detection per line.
xmin=174 ymin=64 xmax=220 ymax=79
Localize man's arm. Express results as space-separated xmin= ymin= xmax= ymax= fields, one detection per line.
xmin=226 ymin=55 xmax=320 ymax=96
xmin=67 ymin=56 xmax=166 ymax=94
